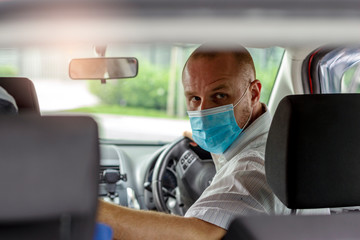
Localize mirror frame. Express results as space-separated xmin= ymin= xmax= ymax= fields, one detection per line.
xmin=69 ymin=57 xmax=138 ymax=80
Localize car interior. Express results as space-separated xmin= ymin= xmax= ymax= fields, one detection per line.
xmin=0 ymin=0 xmax=360 ymax=239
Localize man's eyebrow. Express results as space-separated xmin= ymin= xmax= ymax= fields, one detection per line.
xmin=211 ymin=84 xmax=230 ymax=92
xmin=184 ymin=90 xmax=195 ymax=97
xmin=184 ymin=83 xmax=230 ymax=97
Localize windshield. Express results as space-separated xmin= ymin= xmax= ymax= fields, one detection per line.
xmin=0 ymin=44 xmax=284 ymax=142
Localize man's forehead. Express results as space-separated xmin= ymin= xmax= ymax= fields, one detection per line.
xmin=184 ymin=54 xmax=238 ymax=78
xmin=183 ymin=77 xmax=234 ymax=97
xmin=184 ymin=57 xmax=249 ymax=81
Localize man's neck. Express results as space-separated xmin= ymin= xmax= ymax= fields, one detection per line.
xmin=246 ymin=102 xmax=265 ymax=129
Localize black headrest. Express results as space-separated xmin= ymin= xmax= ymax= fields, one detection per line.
xmin=265 ymin=94 xmax=360 ymax=209
xmin=0 ymin=115 xmax=99 ymax=239
xmin=223 ymin=214 xmax=360 ymax=240
xmin=0 ymin=77 xmax=40 ymax=114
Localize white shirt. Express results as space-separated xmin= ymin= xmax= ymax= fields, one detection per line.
xmin=185 ymin=105 xmax=329 ymax=229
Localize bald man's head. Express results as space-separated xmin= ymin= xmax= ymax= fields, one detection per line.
xmin=183 ymin=44 xmax=256 ymax=87
xmin=182 ymin=43 xmax=263 ymax=130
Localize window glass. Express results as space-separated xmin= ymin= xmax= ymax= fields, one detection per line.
xmin=341 ymin=63 xmax=360 ymax=93
xmin=318 ymin=47 xmax=360 ymax=93
xmin=248 ymin=47 xmax=284 ymax=104
xmin=0 ymin=45 xmax=284 ymax=142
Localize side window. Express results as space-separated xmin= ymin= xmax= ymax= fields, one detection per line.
xmin=305 ymin=47 xmax=360 ymax=94
xmin=341 ymin=62 xmax=360 ymax=93
xmin=248 ymin=47 xmax=284 ymax=104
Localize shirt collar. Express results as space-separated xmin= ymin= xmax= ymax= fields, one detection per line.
xmin=211 ymin=104 xmax=272 ymax=170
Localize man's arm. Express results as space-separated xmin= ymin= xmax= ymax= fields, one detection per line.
xmin=97 ymin=200 xmax=226 ymax=240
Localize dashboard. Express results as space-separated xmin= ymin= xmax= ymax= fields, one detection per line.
xmin=98 ymin=143 xmax=166 ymax=210
xmin=98 ymin=139 xmax=216 ymax=214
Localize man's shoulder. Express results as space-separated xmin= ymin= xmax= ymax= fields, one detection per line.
xmin=215 ymin=148 xmax=266 ymax=178
xmin=233 ymin=148 xmax=265 ymax=168
xmin=232 ymin=131 xmax=268 ymax=159
xmin=234 ymin=147 xmax=264 ymax=160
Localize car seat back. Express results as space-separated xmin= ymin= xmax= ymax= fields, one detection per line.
xmin=0 ymin=115 xmax=99 ymax=240
xmin=0 ymin=77 xmax=40 ymax=114
xmin=266 ymin=94 xmax=360 ymax=209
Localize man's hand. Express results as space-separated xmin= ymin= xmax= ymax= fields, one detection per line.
xmin=182 ymin=130 xmax=193 ymax=140
xmin=97 ymin=200 xmax=226 ymax=240
xmin=183 ymin=131 xmax=199 ymax=147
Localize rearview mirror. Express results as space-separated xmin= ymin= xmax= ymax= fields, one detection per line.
xmin=69 ymin=57 xmax=138 ymax=80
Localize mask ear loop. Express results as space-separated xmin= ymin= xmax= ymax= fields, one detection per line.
xmin=233 ymin=83 xmax=251 ymax=108
xmin=241 ymin=106 xmax=253 ymax=130
xmin=233 ymin=82 xmax=253 ymax=130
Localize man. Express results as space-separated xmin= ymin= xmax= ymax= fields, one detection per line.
xmin=97 ymin=44 xmax=328 ymax=240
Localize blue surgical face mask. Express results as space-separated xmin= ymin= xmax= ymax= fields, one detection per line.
xmin=187 ymin=86 xmax=252 ymax=154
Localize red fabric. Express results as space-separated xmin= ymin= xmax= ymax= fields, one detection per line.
xmin=308 ymin=49 xmax=321 ymax=94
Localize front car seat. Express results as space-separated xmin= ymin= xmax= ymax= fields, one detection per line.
xmin=0 ymin=77 xmax=40 ymax=114
xmin=0 ymin=115 xmax=99 ymax=240
xmin=224 ymin=94 xmax=360 ymax=239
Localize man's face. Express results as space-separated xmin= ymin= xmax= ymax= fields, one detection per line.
xmin=182 ymin=53 xmax=255 ymax=129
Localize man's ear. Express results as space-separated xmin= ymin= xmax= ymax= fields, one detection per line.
xmin=250 ymin=80 xmax=262 ymax=106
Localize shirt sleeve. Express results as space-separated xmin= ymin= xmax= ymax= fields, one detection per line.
xmin=184 ymin=154 xmax=277 ymax=229
xmin=184 ymin=152 xmax=330 ymax=229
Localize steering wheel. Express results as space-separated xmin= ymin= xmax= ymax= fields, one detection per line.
xmin=151 ymin=136 xmax=215 ymax=215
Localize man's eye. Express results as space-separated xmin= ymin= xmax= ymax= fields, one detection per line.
xmin=215 ymin=93 xmax=227 ymax=99
xmin=191 ymin=96 xmax=201 ymax=102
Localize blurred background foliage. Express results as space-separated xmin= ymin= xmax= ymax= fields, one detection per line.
xmin=89 ymin=60 xmax=169 ymax=110
xmin=0 ymin=66 xmax=17 ymax=76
